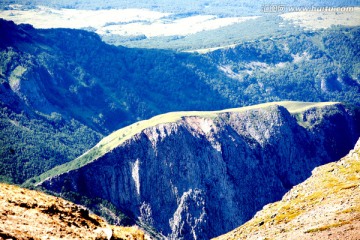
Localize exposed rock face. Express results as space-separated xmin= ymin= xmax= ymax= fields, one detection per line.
xmin=40 ymin=104 xmax=360 ymax=239
xmin=214 ymin=138 xmax=360 ymax=240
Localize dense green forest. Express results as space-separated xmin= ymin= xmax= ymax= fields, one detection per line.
xmin=0 ymin=106 xmax=101 ymax=183
xmin=205 ymin=26 xmax=360 ymax=105
xmin=0 ymin=19 xmax=232 ymax=183
xmin=0 ymin=19 xmax=359 ymax=184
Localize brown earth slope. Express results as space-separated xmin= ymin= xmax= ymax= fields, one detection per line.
xmin=214 ymin=138 xmax=360 ymax=240
xmin=0 ymin=183 xmax=144 ymax=240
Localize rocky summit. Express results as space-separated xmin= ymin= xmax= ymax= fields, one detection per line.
xmin=214 ymin=137 xmax=360 ymax=240
xmin=37 ymin=102 xmax=360 ymax=239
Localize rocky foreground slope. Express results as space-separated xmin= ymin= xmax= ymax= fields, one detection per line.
xmin=36 ymin=102 xmax=360 ymax=239
xmin=0 ymin=183 xmax=145 ymax=239
xmin=215 ymin=138 xmax=360 ymax=240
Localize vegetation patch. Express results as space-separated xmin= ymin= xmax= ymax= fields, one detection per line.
xmin=304 ymin=220 xmax=352 ymax=233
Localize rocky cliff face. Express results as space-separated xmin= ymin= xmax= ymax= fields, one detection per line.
xmin=39 ymin=103 xmax=360 ymax=239
xmin=214 ymin=138 xmax=360 ymax=240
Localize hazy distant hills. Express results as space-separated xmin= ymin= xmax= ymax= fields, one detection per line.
xmin=1 ymin=0 xmax=358 ymax=15
xmin=1 ymin=2 xmax=359 ymax=50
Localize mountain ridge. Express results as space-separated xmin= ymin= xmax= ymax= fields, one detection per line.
xmin=30 ymin=101 xmax=339 ymax=185
xmin=36 ymin=102 xmax=360 ymax=239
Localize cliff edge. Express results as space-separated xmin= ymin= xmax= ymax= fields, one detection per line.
xmin=214 ymin=138 xmax=360 ymax=240
xmin=36 ymin=102 xmax=360 ymax=239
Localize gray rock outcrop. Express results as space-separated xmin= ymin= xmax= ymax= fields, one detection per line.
xmin=40 ymin=103 xmax=360 ymax=239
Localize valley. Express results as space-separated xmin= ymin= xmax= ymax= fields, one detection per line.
xmin=0 ymin=1 xmax=360 ymax=239
xmin=1 ymin=19 xmax=359 ymax=185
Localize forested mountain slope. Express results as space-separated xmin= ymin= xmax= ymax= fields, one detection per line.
xmin=0 ymin=19 xmax=359 ymax=184
xmin=0 ymin=19 xmax=232 ymax=183
xmin=205 ymin=26 xmax=360 ymax=106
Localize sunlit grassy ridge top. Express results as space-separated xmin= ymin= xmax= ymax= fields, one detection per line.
xmin=31 ymin=101 xmax=338 ymax=185
xmin=93 ymin=101 xmax=338 ymax=150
